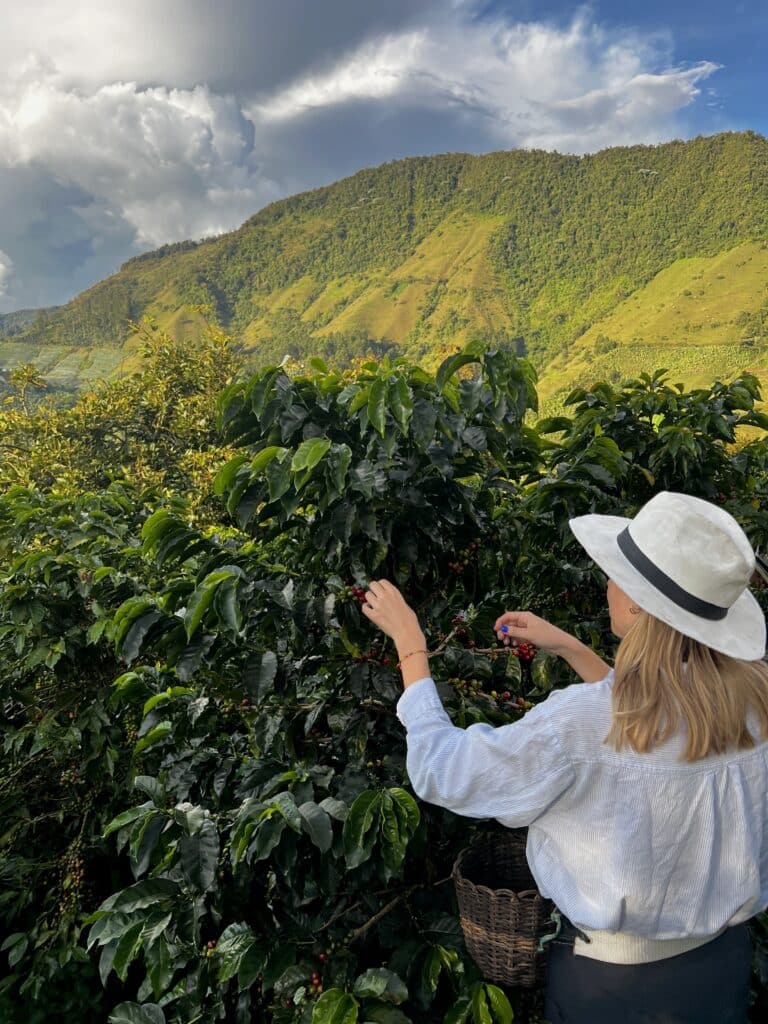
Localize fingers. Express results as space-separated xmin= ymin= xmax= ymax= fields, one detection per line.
xmin=493 ymin=612 xmax=529 ymax=631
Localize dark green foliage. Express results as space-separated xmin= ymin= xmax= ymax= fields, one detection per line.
xmin=0 ymin=344 xmax=767 ymax=1023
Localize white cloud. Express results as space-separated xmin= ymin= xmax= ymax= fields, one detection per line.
xmin=253 ymin=12 xmax=720 ymax=154
xmin=0 ymin=250 xmax=13 ymax=297
xmin=0 ymin=61 xmax=278 ymax=249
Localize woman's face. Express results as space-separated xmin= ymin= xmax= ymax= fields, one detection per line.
xmin=607 ymin=578 xmax=638 ymax=637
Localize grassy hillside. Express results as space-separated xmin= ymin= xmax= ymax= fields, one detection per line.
xmin=4 ymin=131 xmax=768 ymax=404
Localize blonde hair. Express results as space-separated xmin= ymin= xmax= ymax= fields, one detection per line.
xmin=606 ymin=612 xmax=768 ymax=762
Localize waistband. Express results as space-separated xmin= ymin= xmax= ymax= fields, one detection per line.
xmin=572 ymin=925 xmax=727 ymax=965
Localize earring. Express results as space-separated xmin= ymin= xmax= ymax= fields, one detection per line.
xmin=629 ymin=605 xmax=641 ymax=615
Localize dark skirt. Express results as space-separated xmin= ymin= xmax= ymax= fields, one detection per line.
xmin=544 ymin=921 xmax=752 ymax=1024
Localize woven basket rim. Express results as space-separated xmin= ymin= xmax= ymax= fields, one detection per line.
xmin=452 ymin=838 xmax=538 ymax=891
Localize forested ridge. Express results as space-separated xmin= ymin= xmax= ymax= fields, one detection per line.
xmin=3 ymin=131 xmax=768 ymax=405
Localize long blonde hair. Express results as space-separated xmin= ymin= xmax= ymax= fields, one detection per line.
xmin=606 ymin=612 xmax=768 ymax=762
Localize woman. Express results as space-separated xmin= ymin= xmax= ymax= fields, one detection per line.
xmin=361 ymin=491 xmax=768 ymax=1024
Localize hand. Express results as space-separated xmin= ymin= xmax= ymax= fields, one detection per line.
xmin=360 ymin=580 xmax=425 ymax=650
xmin=493 ymin=610 xmax=574 ymax=655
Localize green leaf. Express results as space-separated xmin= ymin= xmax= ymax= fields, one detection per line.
xmin=471 ymin=984 xmax=492 ymax=1024
xmin=179 ymin=818 xmax=219 ymax=891
xmin=102 ymin=802 xmax=154 ymax=839
xmin=379 ymin=793 xmax=405 ymax=876
xmin=251 ymin=445 xmax=288 ymax=475
xmin=184 ymin=567 xmax=240 ymax=640
xmin=108 ymin=1003 xmax=165 ymax=1024
xmin=216 ymin=922 xmax=256 ymax=984
xmin=319 ymin=796 xmax=348 ymax=821
xmin=388 ymin=788 xmax=420 ymax=836
xmin=1 ymin=933 xmax=28 ymax=969
xmin=146 ymin=934 xmax=173 ymax=1000
xmin=419 ymin=947 xmax=442 ymax=1003
xmin=353 ymin=968 xmax=408 ymax=1004
xmin=444 ymin=995 xmax=471 ymax=1024
xmin=270 ymin=791 xmax=302 ymax=832
xmin=388 ymin=377 xmax=413 ymax=434
xmin=213 ymin=452 xmax=250 ymax=496
xmin=436 ymin=341 xmax=485 ymax=392
xmin=86 ymin=912 xmax=137 ymax=951
xmin=312 ymin=988 xmax=359 ymax=1024
xmin=484 ymin=984 xmax=513 ymax=1024
xmin=292 ymin=437 xmax=332 ymax=474
xmin=348 ymin=385 xmax=370 ymax=416
xmin=108 ymin=878 xmax=179 ymax=914
xmin=142 ymin=687 xmax=194 ymax=716
xmin=133 ymin=721 xmax=172 ymax=756
xmin=252 ymin=816 xmax=286 ymax=861
xmin=410 ymin=399 xmax=437 ymax=449
xmin=367 ymin=378 xmax=387 ymax=436
xmin=213 ymin=576 xmax=243 ymax=635
xmin=120 ymin=610 xmax=164 ymax=664
xmin=327 ymin=443 xmax=353 ymax=499
xmin=266 ymin=453 xmax=292 ymax=503
xmin=243 ymin=650 xmax=278 ymax=701
xmin=238 ymin=940 xmax=269 ymax=990
xmin=112 ymin=920 xmax=144 ymax=981
xmin=298 ymin=801 xmax=333 ymax=852
xmin=343 ymin=791 xmax=380 ymax=868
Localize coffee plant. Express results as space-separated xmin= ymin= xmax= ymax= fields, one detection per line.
xmin=1 ymin=343 xmax=767 ymax=1023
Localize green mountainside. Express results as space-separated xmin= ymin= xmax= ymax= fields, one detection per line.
xmin=3 ymin=131 xmax=768 ymax=409
xmin=0 ymin=306 xmax=60 ymax=339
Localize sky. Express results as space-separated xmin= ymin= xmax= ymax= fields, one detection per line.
xmin=0 ymin=0 xmax=765 ymax=313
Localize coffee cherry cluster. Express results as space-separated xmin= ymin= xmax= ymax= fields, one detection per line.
xmin=309 ymin=969 xmax=323 ymax=994
xmin=59 ymin=836 xmax=85 ymax=917
xmin=124 ymin=711 xmax=139 ymax=745
xmin=447 ymin=541 xmax=479 ymax=575
xmin=60 ymin=765 xmax=81 ymax=786
xmin=509 ymin=640 xmax=537 ymax=662
xmin=354 ymin=648 xmax=379 ymax=663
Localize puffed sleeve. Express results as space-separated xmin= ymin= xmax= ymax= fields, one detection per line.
xmin=396 ymin=677 xmax=575 ymax=826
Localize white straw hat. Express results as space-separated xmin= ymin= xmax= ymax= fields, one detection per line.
xmin=569 ymin=491 xmax=766 ymax=660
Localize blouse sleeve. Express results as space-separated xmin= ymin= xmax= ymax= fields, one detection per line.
xmin=396 ymin=677 xmax=575 ymax=826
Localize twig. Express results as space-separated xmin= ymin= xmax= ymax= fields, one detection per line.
xmin=347 ymin=890 xmax=413 ymax=944
xmin=319 ymin=898 xmax=361 ymax=933
xmin=347 ymin=876 xmax=452 ymax=944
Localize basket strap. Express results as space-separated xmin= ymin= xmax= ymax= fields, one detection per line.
xmin=537 ymin=908 xmax=562 ymax=952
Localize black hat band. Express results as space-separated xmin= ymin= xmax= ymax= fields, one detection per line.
xmin=617 ymin=527 xmax=729 ymax=621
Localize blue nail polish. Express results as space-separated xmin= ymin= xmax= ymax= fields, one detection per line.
xmin=501 ymin=625 xmax=508 ymax=633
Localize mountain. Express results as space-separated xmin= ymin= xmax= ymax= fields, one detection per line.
xmin=0 ymin=307 xmax=60 ymax=339
xmin=3 ymin=131 xmax=768 ymax=410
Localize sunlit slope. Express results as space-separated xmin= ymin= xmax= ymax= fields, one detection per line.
xmin=3 ymin=131 xmax=768 ymax=401
xmin=537 ymin=241 xmax=768 ymax=412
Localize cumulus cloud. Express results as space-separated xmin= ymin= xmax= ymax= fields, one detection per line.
xmin=0 ymin=3 xmax=722 ymax=311
xmin=0 ymin=58 xmax=277 ymax=248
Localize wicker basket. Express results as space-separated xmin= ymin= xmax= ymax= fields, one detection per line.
xmin=452 ymin=829 xmax=554 ymax=988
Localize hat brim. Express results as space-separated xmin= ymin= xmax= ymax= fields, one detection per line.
xmin=569 ymin=513 xmax=767 ymax=661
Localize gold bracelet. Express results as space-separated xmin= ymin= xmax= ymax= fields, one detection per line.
xmin=397 ymin=649 xmax=428 ymax=670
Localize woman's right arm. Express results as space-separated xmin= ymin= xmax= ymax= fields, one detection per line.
xmin=493 ymin=611 xmax=611 ymax=683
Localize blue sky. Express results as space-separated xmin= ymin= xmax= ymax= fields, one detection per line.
xmin=0 ymin=0 xmax=764 ymax=312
